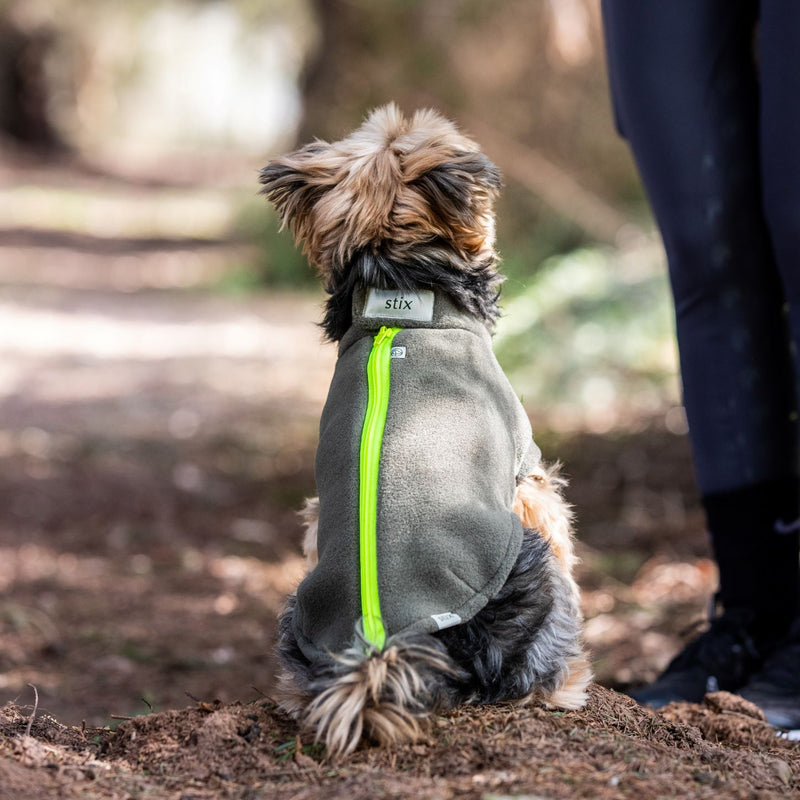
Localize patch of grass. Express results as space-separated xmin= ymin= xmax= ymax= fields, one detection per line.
xmin=494 ymin=240 xmax=677 ymax=424
xmin=273 ymin=738 xmax=325 ymax=764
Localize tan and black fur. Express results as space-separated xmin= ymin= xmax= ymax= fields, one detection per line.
xmin=261 ymin=104 xmax=591 ymax=759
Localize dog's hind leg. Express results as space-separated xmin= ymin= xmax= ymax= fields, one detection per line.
xmin=542 ymin=652 xmax=592 ymax=710
xmin=436 ymin=530 xmax=566 ymax=703
xmin=512 ymin=467 xmax=592 ymax=708
xmin=437 ymin=528 xmax=591 ymax=710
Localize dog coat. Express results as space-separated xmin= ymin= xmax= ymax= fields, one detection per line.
xmin=292 ymin=287 xmax=541 ymax=662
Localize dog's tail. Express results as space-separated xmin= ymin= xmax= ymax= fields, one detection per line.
xmin=286 ymin=637 xmax=463 ymax=759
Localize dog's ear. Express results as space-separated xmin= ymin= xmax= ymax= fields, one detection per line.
xmin=259 ymin=142 xmax=339 ymax=256
xmin=411 ymin=151 xmax=501 ymax=254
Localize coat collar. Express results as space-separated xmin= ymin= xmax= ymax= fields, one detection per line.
xmin=339 ymin=287 xmax=491 ymax=356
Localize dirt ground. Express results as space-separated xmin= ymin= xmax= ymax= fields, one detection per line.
xmin=1 ymin=151 xmax=798 ymax=798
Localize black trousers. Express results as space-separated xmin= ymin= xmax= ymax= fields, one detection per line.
xmin=603 ymin=0 xmax=800 ymax=494
xmin=602 ymin=0 xmax=800 ymax=633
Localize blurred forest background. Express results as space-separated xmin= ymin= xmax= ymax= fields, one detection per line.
xmin=0 ymin=0 xmax=714 ymax=725
xmin=0 ymin=0 xmax=680 ymax=430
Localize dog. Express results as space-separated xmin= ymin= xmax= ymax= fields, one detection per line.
xmin=260 ymin=104 xmax=591 ymax=758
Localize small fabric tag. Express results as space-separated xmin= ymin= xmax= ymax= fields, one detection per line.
xmin=364 ymin=288 xmax=434 ymax=322
xmin=431 ymin=611 xmax=462 ymax=630
xmin=390 ymin=346 xmax=406 ymax=359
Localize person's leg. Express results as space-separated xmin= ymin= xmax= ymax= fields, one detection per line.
xmin=759 ymin=0 xmax=800 ymax=629
xmin=604 ymin=0 xmax=796 ymax=495
xmin=602 ymin=0 xmax=799 ymax=697
xmin=735 ymin=0 xmax=800 ymax=730
xmin=760 ymin=0 xmax=800 ymax=450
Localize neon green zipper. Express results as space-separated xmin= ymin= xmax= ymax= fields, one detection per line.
xmin=358 ymin=325 xmax=402 ymax=651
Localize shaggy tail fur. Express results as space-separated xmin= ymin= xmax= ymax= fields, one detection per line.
xmin=277 ymin=599 xmax=466 ymax=759
xmin=305 ymin=642 xmax=463 ymax=757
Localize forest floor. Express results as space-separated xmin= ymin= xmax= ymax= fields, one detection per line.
xmin=1 ymin=150 xmax=798 ymax=799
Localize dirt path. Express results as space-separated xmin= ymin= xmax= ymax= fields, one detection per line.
xmin=0 ymin=276 xmax=338 ymax=723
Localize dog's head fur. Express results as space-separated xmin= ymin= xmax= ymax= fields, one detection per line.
xmin=260 ymin=104 xmax=503 ymax=341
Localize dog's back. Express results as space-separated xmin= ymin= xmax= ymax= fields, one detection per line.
xmin=294 ymin=289 xmax=539 ymax=663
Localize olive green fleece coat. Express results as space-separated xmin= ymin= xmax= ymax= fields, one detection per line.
xmin=292 ymin=288 xmax=541 ymax=663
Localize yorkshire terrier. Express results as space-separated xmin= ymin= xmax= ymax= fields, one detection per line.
xmin=260 ymin=104 xmax=591 ymax=758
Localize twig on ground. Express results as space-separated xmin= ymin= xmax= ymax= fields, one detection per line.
xmin=25 ymin=684 xmax=39 ymax=737
xmin=252 ymin=686 xmax=279 ymax=703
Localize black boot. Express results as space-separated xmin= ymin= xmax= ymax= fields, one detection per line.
xmin=704 ymin=477 xmax=800 ymax=645
xmin=633 ymin=477 xmax=799 ymax=714
xmin=631 ymin=608 xmax=762 ymax=708
xmin=740 ymin=617 xmax=800 ymax=733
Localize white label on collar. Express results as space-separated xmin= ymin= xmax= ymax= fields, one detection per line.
xmin=364 ymin=288 xmax=434 ymax=322
xmin=431 ymin=611 xmax=462 ymax=630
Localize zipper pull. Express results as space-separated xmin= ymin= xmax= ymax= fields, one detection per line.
xmin=374 ymin=325 xmax=394 ymax=346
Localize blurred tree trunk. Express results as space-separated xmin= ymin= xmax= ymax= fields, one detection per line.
xmin=296 ymin=0 xmax=349 ymax=142
xmin=0 ymin=17 xmax=66 ymax=151
xmin=294 ymin=0 xmax=454 ymax=143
